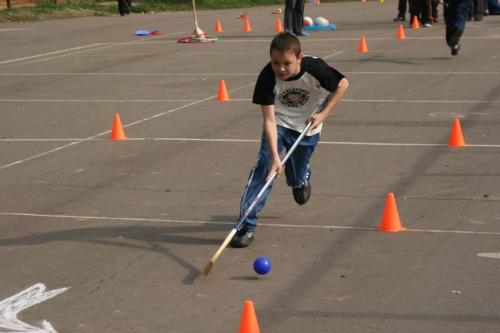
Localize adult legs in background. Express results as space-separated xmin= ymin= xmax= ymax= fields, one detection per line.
xmin=394 ymin=0 xmax=408 ymax=20
xmin=420 ymin=0 xmax=433 ymax=25
xmin=409 ymin=0 xmax=421 ymax=24
xmin=472 ymin=0 xmax=485 ymax=19
xmin=285 ymin=0 xmax=306 ymax=35
xmin=118 ymin=0 xmax=130 ymax=15
xmin=284 ymin=0 xmax=298 ymax=35
xmin=431 ymin=0 xmax=440 ymax=21
xmin=293 ymin=0 xmax=307 ymax=35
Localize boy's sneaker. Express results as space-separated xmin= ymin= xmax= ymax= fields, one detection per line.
xmin=229 ymin=229 xmax=254 ymax=248
xmin=393 ymin=16 xmax=405 ymax=21
xmin=447 ymin=27 xmax=463 ymax=48
xmin=451 ymin=44 xmax=460 ymax=56
xmin=293 ymin=180 xmax=311 ymax=205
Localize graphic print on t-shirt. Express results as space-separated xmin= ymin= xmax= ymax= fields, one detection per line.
xmin=278 ymin=88 xmax=310 ymax=108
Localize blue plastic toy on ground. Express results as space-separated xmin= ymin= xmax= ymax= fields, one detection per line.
xmin=304 ymin=24 xmax=336 ymax=31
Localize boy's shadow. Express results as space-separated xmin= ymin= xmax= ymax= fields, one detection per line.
xmin=0 ymin=222 xmax=230 ymax=285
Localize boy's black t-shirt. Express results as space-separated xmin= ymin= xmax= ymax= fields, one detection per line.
xmin=252 ymin=56 xmax=345 ymax=135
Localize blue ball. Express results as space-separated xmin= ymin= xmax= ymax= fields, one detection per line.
xmin=253 ymin=256 xmax=271 ymax=275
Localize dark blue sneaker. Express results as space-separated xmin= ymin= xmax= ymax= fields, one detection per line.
xmin=292 ymin=180 xmax=311 ymax=205
xmin=229 ymin=228 xmax=254 ymax=248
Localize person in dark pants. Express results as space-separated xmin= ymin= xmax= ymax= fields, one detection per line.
xmin=409 ymin=0 xmax=420 ymax=25
xmin=284 ymin=0 xmax=307 ymax=36
xmin=486 ymin=0 xmax=500 ymax=14
xmin=394 ymin=0 xmax=409 ymax=20
xmin=419 ymin=0 xmax=433 ymax=26
xmin=431 ymin=0 xmax=440 ymax=22
xmin=444 ymin=0 xmax=473 ymax=55
xmin=118 ymin=0 xmax=131 ymax=16
xmin=472 ymin=0 xmax=485 ymax=19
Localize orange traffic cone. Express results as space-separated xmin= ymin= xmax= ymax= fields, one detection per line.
xmin=214 ymin=19 xmax=223 ymax=33
xmin=216 ymin=80 xmax=230 ymax=102
xmin=448 ymin=118 xmax=466 ymax=147
xmin=110 ymin=113 xmax=127 ymax=141
xmin=275 ymin=17 xmax=284 ymax=32
xmin=238 ymin=301 xmax=260 ymax=333
xmin=315 ymin=0 xmax=320 ymax=5
xmin=396 ymin=24 xmax=406 ymax=40
xmin=243 ymin=17 xmax=252 ymax=32
xmin=379 ymin=193 xmax=405 ymax=232
xmin=358 ymin=36 xmax=368 ymax=53
xmin=411 ymin=16 xmax=420 ymax=29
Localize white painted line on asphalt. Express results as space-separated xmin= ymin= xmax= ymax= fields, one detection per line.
xmin=0 ymin=99 xmax=196 ymax=103
xmin=0 ymin=72 xmax=257 ymax=77
xmin=1 ymin=44 xmax=118 ymax=68
xmin=342 ymin=99 xmax=500 ymax=103
xmin=343 ymin=71 xmax=500 ymax=75
xmin=320 ymin=141 xmax=445 ymax=147
xmin=1 ymin=71 xmax=499 ymax=76
xmin=0 ymin=138 xmax=260 ymax=142
xmin=2 ymin=211 xmax=500 ymax=236
xmin=1 ymin=138 xmax=500 ymax=148
xmin=0 ymin=43 xmax=102 ymax=65
xmin=0 ymin=83 xmax=254 ymax=171
xmin=323 ymin=51 xmax=344 ymax=59
xmin=0 ymin=28 xmax=28 ymax=32
xmin=225 ymin=98 xmax=500 ymax=103
xmin=477 ymin=253 xmax=500 ymax=259
xmin=0 ymin=33 xmax=167 ymax=68
xmin=1 ymin=98 xmax=498 ymax=104
xmin=0 ymin=139 xmax=101 ymax=141
xmin=319 ymin=142 xmax=500 ymax=148
xmin=74 ymin=52 xmax=262 ymax=56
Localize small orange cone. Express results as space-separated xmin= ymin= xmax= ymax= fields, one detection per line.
xmin=411 ymin=16 xmax=420 ymax=29
xmin=110 ymin=113 xmax=127 ymax=141
xmin=315 ymin=0 xmax=320 ymax=5
xmin=238 ymin=301 xmax=260 ymax=333
xmin=214 ymin=19 xmax=223 ymax=33
xmin=358 ymin=36 xmax=368 ymax=53
xmin=448 ymin=118 xmax=466 ymax=147
xmin=243 ymin=17 xmax=252 ymax=32
xmin=216 ymin=80 xmax=230 ymax=102
xmin=275 ymin=17 xmax=284 ymax=32
xmin=396 ymin=24 xmax=406 ymax=40
xmin=379 ymin=193 xmax=405 ymax=232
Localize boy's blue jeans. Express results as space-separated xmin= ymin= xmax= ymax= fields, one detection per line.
xmin=238 ymin=125 xmax=319 ymax=232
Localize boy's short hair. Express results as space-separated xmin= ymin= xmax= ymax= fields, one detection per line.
xmin=270 ymin=32 xmax=302 ymax=56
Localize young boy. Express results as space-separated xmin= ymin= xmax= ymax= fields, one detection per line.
xmin=230 ymin=32 xmax=349 ymax=248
